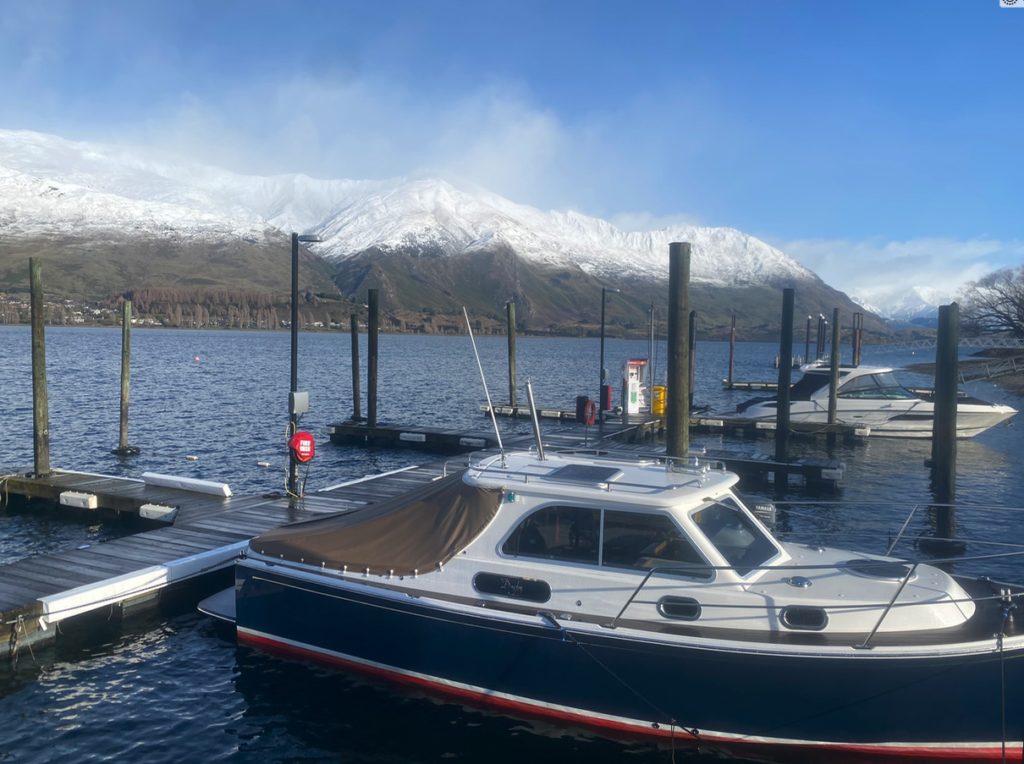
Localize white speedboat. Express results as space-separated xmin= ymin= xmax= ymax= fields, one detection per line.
xmin=223 ymin=448 xmax=1024 ymax=762
xmin=736 ymin=364 xmax=1016 ymax=437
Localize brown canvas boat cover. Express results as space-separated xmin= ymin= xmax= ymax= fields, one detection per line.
xmin=249 ymin=471 xmax=503 ymax=576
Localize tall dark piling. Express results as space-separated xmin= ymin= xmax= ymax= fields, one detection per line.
xmin=852 ymin=312 xmax=864 ymax=368
xmin=506 ymin=301 xmax=517 ymax=408
xmin=828 ymin=308 xmax=841 ymax=425
xmin=804 ymin=315 xmax=812 ymax=367
xmin=816 ymin=315 xmax=826 ymax=362
xmin=775 ymin=289 xmax=795 ymax=469
xmin=666 ymin=243 xmax=690 ymax=458
xmin=29 ymin=258 xmax=50 ymax=476
xmin=367 ymin=289 xmax=379 ymax=428
xmin=933 ymin=303 xmax=959 ymax=537
xmin=728 ymin=312 xmax=736 ymax=387
xmin=688 ymin=310 xmax=697 ymax=408
xmin=350 ymin=313 xmax=362 ymax=420
xmin=113 ymin=299 xmax=138 ymax=456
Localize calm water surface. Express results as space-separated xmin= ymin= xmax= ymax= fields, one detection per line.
xmin=2 ymin=326 xmax=1023 ymax=763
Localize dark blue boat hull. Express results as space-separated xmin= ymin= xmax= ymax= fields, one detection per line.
xmin=235 ymin=564 xmax=1024 ymax=761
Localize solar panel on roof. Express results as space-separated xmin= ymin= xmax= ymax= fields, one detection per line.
xmin=547 ymin=465 xmax=623 ymax=483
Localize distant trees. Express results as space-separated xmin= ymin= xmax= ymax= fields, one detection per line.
xmin=960 ymin=267 xmax=1024 ymax=337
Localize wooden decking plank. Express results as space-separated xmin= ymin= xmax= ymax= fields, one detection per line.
xmin=155 ymin=527 xmax=248 ymax=545
xmin=45 ymin=549 xmax=145 ymax=576
xmin=8 ymin=558 xmax=111 ymax=586
xmin=5 ymin=559 xmax=101 ymax=588
xmin=0 ymin=577 xmax=53 ymax=603
xmin=1 ymin=568 xmax=81 ymax=596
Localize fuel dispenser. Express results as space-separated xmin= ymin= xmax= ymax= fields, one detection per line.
xmin=621 ymin=359 xmax=649 ymax=415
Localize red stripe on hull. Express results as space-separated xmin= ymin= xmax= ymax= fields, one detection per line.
xmin=238 ymin=630 xmax=1016 ymax=764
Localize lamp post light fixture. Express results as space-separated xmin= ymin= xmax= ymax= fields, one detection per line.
xmin=599 ymin=287 xmax=621 ymax=420
xmin=288 ymin=232 xmax=323 ymax=497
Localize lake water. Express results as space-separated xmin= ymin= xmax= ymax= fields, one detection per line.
xmin=2 ymin=326 xmax=1024 ymax=763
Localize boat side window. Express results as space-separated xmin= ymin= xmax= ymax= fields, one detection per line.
xmin=789 ymin=372 xmax=830 ymax=401
xmin=502 ymin=505 xmax=600 ymax=563
xmin=690 ymin=497 xmax=778 ymax=576
xmin=839 ymin=372 xmax=917 ymax=400
xmin=602 ymin=510 xmax=712 ymax=579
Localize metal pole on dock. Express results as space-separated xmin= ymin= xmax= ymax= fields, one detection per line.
xmin=775 ymin=289 xmax=794 ymax=467
xmin=688 ymin=310 xmax=696 ymax=408
xmin=114 ymin=299 xmax=137 ymax=456
xmin=728 ymin=312 xmax=736 ymax=387
xmin=367 ymin=289 xmax=379 ymax=428
xmin=506 ymin=301 xmax=517 ymax=408
xmin=29 ymin=257 xmax=50 ymax=476
xmin=853 ymin=312 xmax=863 ymax=367
xmin=933 ymin=303 xmax=958 ymax=537
xmin=828 ymin=308 xmax=841 ymax=426
xmin=666 ymin=242 xmax=690 ymax=458
xmin=289 ymin=233 xmax=300 ymax=496
xmin=599 ymin=287 xmax=619 ymax=419
xmin=649 ymin=303 xmax=656 ymax=389
xmin=350 ymin=313 xmax=362 ymax=420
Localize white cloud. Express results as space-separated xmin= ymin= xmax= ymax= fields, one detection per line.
xmin=778 ymin=236 xmax=1024 ymax=297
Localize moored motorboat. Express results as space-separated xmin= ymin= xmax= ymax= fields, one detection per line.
xmin=735 ymin=363 xmax=1016 ymax=437
xmin=226 ymin=448 xmax=1024 ymax=762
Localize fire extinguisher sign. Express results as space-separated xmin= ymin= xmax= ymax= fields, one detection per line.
xmin=290 ymin=432 xmax=315 ymax=462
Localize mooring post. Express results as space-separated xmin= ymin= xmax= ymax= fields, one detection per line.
xmin=728 ymin=312 xmax=736 ymax=388
xmin=852 ymin=312 xmax=863 ymax=367
xmin=666 ymin=243 xmax=690 ymax=458
xmin=29 ymin=257 xmax=50 ymax=476
xmin=350 ymin=313 xmax=362 ymax=420
xmin=688 ymin=310 xmax=696 ymax=408
xmin=775 ymin=289 xmax=795 ymax=472
xmin=114 ymin=299 xmax=137 ymax=455
xmin=933 ymin=303 xmax=958 ymax=538
xmin=506 ymin=301 xmax=517 ymax=408
xmin=367 ymin=289 xmax=379 ymax=428
xmin=828 ymin=308 xmax=841 ymax=426
xmin=804 ymin=315 xmax=811 ymax=367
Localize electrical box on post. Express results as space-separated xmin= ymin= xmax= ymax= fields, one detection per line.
xmin=289 ymin=391 xmax=310 ymax=414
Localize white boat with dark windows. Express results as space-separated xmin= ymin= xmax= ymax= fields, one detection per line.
xmin=217 ymin=446 xmax=1024 ymax=762
xmin=735 ymin=363 xmax=1016 ymax=437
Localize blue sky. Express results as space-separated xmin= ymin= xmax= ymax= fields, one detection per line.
xmin=1 ymin=0 xmax=1022 ymax=297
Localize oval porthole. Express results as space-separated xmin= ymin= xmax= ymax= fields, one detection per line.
xmin=473 ymin=572 xmax=551 ymax=603
xmin=657 ymin=596 xmax=702 ymax=621
xmin=781 ymin=606 xmax=828 ymax=631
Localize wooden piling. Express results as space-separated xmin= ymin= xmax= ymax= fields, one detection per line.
xmin=688 ymin=310 xmax=696 ymax=408
xmin=805 ymin=315 xmax=811 ymax=366
xmin=666 ymin=243 xmax=690 ymax=458
xmin=852 ymin=312 xmax=863 ymax=368
xmin=775 ymin=289 xmax=795 ymax=467
xmin=29 ymin=257 xmax=50 ymax=476
xmin=933 ymin=303 xmax=958 ymax=537
xmin=367 ymin=289 xmax=379 ymax=428
xmin=728 ymin=312 xmax=736 ymax=387
xmin=350 ymin=313 xmax=362 ymax=420
xmin=828 ymin=308 xmax=841 ymax=425
xmin=506 ymin=301 xmax=517 ymax=408
xmin=113 ymin=300 xmax=138 ymax=456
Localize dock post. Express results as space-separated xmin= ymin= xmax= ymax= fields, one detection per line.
xmin=506 ymin=301 xmax=517 ymax=408
xmin=688 ymin=310 xmax=696 ymax=408
xmin=29 ymin=257 xmax=51 ymax=476
xmin=933 ymin=303 xmax=958 ymax=538
xmin=828 ymin=308 xmax=841 ymax=427
xmin=113 ymin=299 xmax=138 ymax=456
xmin=804 ymin=315 xmax=811 ymax=367
xmin=350 ymin=313 xmax=362 ymax=420
xmin=775 ymin=289 xmax=794 ymax=472
xmin=728 ymin=312 xmax=736 ymax=388
xmin=367 ymin=289 xmax=379 ymax=428
xmin=666 ymin=243 xmax=690 ymax=458
xmin=852 ymin=312 xmax=863 ymax=367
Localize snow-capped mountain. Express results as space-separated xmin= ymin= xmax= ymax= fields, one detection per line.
xmin=851 ymin=286 xmax=953 ymax=322
xmin=0 ymin=128 xmax=816 ymax=289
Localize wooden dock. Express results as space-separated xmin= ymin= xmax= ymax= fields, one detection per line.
xmin=0 ymin=463 xmax=445 ymax=659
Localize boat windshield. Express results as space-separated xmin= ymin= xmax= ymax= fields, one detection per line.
xmin=690 ymin=497 xmax=779 ymax=576
xmin=838 ymin=372 xmax=918 ymax=400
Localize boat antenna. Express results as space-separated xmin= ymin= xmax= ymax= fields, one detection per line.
xmin=462 ymin=307 xmax=505 ymax=462
xmin=525 ymin=378 xmax=546 ymax=461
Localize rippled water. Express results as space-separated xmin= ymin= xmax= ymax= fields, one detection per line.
xmin=2 ymin=326 xmax=1023 ymax=763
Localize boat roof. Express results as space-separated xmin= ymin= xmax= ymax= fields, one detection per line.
xmin=800 ymin=362 xmax=895 ymax=375
xmin=464 ymin=449 xmax=739 ymax=509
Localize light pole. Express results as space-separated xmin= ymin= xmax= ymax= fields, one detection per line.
xmin=289 ymin=231 xmax=322 ymax=497
xmin=599 ymin=287 xmax=620 ymax=419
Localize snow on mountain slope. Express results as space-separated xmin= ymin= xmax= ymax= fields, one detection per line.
xmin=0 ymin=128 xmax=818 ymax=287
xmin=851 ymin=286 xmax=952 ymax=321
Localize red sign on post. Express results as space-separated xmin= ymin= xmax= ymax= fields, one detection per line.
xmin=289 ymin=431 xmax=315 ymax=463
